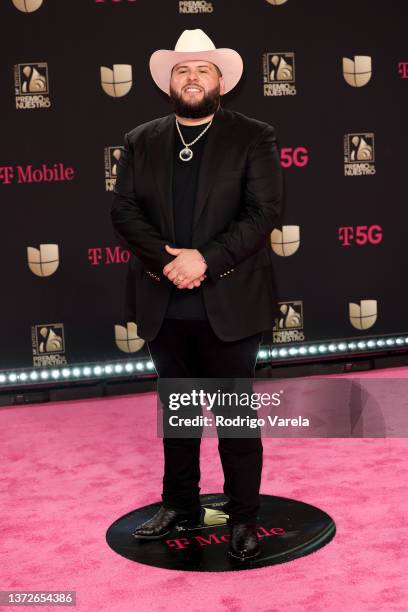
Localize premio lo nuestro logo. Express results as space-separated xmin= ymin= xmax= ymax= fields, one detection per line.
xmin=344 ymin=133 xmax=375 ymax=176
xmin=14 ymin=62 xmax=51 ymax=109
xmin=179 ymin=1 xmax=213 ymax=12
xmin=100 ymin=65 xmax=132 ymax=97
xmin=32 ymin=323 xmax=67 ymax=367
xmin=27 ymin=244 xmax=59 ymax=277
xmin=342 ymin=56 xmax=372 ymax=87
xmin=263 ymin=52 xmax=296 ymax=97
xmin=12 ymin=0 xmax=43 ymax=12
xmin=349 ymin=300 xmax=377 ymax=330
xmin=115 ymin=322 xmax=145 ymax=352
xmin=271 ymin=226 xmax=300 ymax=257
xmin=273 ymin=301 xmax=305 ymax=343
xmin=105 ymin=146 xmax=122 ymax=191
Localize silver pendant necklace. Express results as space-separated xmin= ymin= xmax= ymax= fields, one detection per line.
xmin=175 ymin=117 xmax=213 ymax=162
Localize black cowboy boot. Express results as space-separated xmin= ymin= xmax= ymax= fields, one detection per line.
xmin=132 ymin=506 xmax=202 ymax=540
xmin=228 ymin=523 xmax=261 ymax=561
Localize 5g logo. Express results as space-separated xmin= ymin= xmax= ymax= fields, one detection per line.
xmin=280 ymin=147 xmax=308 ymax=168
xmin=338 ymin=225 xmax=383 ymax=247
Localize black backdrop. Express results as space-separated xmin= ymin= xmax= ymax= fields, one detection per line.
xmin=1 ymin=0 xmax=407 ymax=370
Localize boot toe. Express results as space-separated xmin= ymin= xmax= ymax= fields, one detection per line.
xmin=132 ymin=506 xmax=201 ymax=540
xmin=228 ymin=523 xmax=261 ymax=561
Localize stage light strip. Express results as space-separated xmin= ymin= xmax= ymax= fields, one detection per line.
xmin=0 ymin=360 xmax=156 ymax=387
xmin=0 ymin=335 xmax=407 ymax=388
xmin=270 ymin=336 xmax=408 ymax=359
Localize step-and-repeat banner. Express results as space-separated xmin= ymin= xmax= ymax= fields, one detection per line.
xmin=1 ymin=0 xmax=407 ymax=370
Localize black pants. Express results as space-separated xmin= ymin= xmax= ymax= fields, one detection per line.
xmin=147 ymin=318 xmax=263 ymax=525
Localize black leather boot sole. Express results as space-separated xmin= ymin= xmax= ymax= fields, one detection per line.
xmin=228 ymin=547 xmax=261 ymax=561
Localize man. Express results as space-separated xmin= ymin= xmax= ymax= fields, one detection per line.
xmin=111 ymin=29 xmax=283 ymax=561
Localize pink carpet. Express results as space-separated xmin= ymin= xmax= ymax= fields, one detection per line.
xmin=1 ymin=367 xmax=408 ymax=611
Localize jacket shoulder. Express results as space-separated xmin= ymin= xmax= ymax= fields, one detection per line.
xmin=222 ymin=108 xmax=276 ymax=144
xmin=125 ymin=114 xmax=171 ymax=142
xmin=223 ymin=108 xmax=274 ymax=132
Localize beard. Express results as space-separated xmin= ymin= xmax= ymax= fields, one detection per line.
xmin=169 ymin=84 xmax=220 ymax=119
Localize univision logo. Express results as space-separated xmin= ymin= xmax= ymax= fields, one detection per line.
xmin=101 ymin=65 xmax=132 ymax=97
xmin=175 ymin=506 xmax=229 ymax=532
xmin=342 ymin=56 xmax=372 ymax=87
xmin=27 ymin=244 xmax=59 ymax=277
xmin=114 ymin=322 xmax=145 ymax=352
xmin=271 ymin=226 xmax=300 ymax=257
xmin=349 ymin=300 xmax=377 ymax=330
xmin=12 ymin=0 xmax=43 ymax=12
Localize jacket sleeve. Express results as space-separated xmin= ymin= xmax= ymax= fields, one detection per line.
xmin=110 ymin=133 xmax=173 ymax=277
xmin=200 ymin=124 xmax=283 ymax=282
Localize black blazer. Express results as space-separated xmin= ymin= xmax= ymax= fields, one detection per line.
xmin=111 ymin=106 xmax=283 ymax=342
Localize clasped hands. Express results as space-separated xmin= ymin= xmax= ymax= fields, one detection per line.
xmin=163 ymin=245 xmax=207 ymax=289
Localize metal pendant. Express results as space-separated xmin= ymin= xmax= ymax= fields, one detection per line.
xmin=179 ymin=147 xmax=193 ymax=162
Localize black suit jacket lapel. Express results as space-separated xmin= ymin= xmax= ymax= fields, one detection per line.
xmin=147 ymin=114 xmax=176 ymax=243
xmin=192 ymin=106 xmax=229 ymax=232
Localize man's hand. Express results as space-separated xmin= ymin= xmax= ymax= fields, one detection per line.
xmin=163 ymin=245 xmax=208 ymax=289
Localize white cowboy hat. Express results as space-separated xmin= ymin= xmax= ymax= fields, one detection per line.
xmin=149 ymin=29 xmax=243 ymax=95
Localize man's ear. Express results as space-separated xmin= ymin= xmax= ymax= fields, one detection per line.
xmin=219 ymin=76 xmax=226 ymax=95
